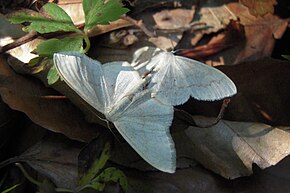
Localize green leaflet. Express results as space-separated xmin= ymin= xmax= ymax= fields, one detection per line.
xmin=35 ymin=36 xmax=84 ymax=57
xmin=83 ymin=0 xmax=129 ymax=31
xmin=282 ymin=55 xmax=290 ymax=60
xmin=47 ymin=63 xmax=59 ymax=85
xmin=78 ymin=142 xmax=127 ymax=192
xmin=8 ymin=3 xmax=80 ymax=33
xmin=89 ymin=167 xmax=128 ymax=192
xmin=79 ymin=142 xmax=111 ymax=186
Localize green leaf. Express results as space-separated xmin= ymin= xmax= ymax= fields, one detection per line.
xmin=83 ymin=0 xmax=129 ymax=31
xmin=79 ymin=142 xmax=111 ymax=186
xmin=282 ymin=55 xmax=290 ymax=60
xmin=91 ymin=167 xmax=128 ymax=192
xmin=47 ymin=64 xmax=59 ymax=85
xmin=35 ymin=36 xmax=84 ymax=57
xmin=1 ymin=184 xmax=20 ymax=193
xmin=8 ymin=3 xmax=80 ymax=33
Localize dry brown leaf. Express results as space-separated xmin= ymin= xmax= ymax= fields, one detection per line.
xmin=0 ymin=55 xmax=99 ymax=142
xmin=181 ymin=116 xmax=290 ymax=179
xmin=57 ymin=1 xmax=84 ymax=26
xmin=153 ymin=8 xmax=195 ymax=30
xmin=5 ymin=38 xmax=44 ymax=63
xmin=239 ymin=0 xmax=277 ymax=16
xmin=218 ymin=3 xmax=288 ymax=65
xmin=198 ymin=3 xmax=237 ymax=33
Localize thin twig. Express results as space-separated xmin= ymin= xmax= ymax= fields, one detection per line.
xmin=196 ymin=99 xmax=231 ymax=128
xmin=121 ymin=15 xmax=156 ymax=37
xmin=0 ymin=31 xmax=38 ymax=53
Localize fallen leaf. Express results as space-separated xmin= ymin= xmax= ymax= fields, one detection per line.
xmin=232 ymin=156 xmax=290 ymax=193
xmin=218 ymin=3 xmax=288 ymax=65
xmin=18 ymin=134 xmax=82 ymax=189
xmin=125 ymin=167 xmax=231 ymax=193
xmin=181 ymin=116 xmax=290 ymax=179
xmin=239 ymin=0 xmax=277 ymax=16
xmin=176 ymin=20 xmax=244 ymax=61
xmin=153 ymin=8 xmax=195 ymax=30
xmin=5 ymin=38 xmax=44 ymax=63
xmin=0 ymin=55 xmax=99 ymax=142
xmin=197 ymin=2 xmax=237 ymax=33
xmin=57 ymin=1 xmax=84 ymax=26
xmin=183 ymin=58 xmax=290 ymax=126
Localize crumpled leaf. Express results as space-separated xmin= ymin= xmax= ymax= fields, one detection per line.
xmin=83 ymin=0 xmax=129 ymax=31
xmin=180 ymin=116 xmax=290 ymax=179
xmin=8 ymin=3 xmax=80 ymax=33
xmin=218 ymin=3 xmax=288 ymax=65
xmin=240 ymin=0 xmax=277 ymax=16
xmin=0 ymin=55 xmax=99 ymax=142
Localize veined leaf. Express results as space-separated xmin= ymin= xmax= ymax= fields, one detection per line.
xmin=83 ymin=0 xmax=129 ymax=31
xmin=8 ymin=3 xmax=80 ymax=33
xmin=35 ymin=36 xmax=84 ymax=57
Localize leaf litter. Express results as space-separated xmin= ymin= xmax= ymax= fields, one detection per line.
xmin=0 ymin=0 xmax=290 ymax=192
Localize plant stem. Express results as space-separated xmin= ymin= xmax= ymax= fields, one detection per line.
xmin=83 ymin=31 xmax=91 ymax=53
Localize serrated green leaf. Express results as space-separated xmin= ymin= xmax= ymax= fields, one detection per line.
xmin=282 ymin=55 xmax=290 ymax=60
xmin=83 ymin=0 xmax=129 ymax=31
xmin=35 ymin=36 xmax=84 ymax=57
xmin=79 ymin=142 xmax=111 ymax=186
xmin=47 ymin=64 xmax=59 ymax=85
xmin=8 ymin=3 xmax=80 ymax=33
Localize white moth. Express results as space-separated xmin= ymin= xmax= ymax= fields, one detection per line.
xmin=53 ymin=52 xmax=176 ymax=173
xmin=132 ymin=47 xmax=237 ymax=106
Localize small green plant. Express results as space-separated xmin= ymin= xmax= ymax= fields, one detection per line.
xmin=0 ymin=177 xmax=19 ymax=193
xmin=8 ymin=0 xmax=129 ymax=84
xmin=77 ymin=142 xmax=128 ymax=192
xmin=282 ymin=54 xmax=290 ymax=60
xmin=1 ymin=184 xmax=19 ymax=193
xmin=16 ymin=142 xmax=127 ymax=192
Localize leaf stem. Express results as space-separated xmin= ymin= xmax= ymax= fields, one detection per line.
xmin=15 ymin=163 xmax=41 ymax=186
xmin=83 ymin=31 xmax=91 ymax=53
